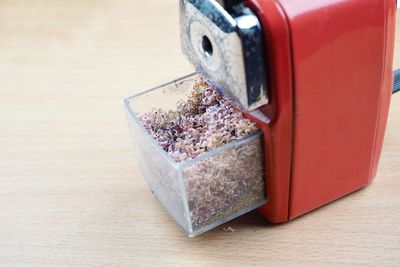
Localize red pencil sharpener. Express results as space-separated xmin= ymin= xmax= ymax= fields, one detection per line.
xmin=125 ymin=0 xmax=397 ymax=236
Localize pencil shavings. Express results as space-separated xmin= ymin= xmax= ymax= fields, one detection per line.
xmin=137 ymin=78 xmax=265 ymax=231
xmin=138 ymin=78 xmax=259 ymax=162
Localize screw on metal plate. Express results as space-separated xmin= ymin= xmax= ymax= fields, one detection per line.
xmin=180 ymin=0 xmax=268 ymax=111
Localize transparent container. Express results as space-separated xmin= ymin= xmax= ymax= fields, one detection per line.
xmin=124 ymin=73 xmax=267 ymax=237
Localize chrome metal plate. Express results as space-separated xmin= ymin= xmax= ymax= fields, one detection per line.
xmin=180 ymin=0 xmax=268 ymax=111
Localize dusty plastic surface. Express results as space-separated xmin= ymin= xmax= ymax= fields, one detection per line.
xmin=124 ymin=73 xmax=267 ymax=237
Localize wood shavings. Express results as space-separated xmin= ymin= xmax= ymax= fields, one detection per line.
xmin=222 ymin=226 xmax=235 ymax=232
xmin=137 ymin=78 xmax=265 ymax=231
xmin=138 ymin=78 xmax=259 ymax=162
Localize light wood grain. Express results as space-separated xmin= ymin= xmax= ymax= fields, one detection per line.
xmin=0 ymin=1 xmax=399 ymax=266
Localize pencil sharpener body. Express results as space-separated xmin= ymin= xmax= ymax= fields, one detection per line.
xmin=180 ymin=0 xmax=397 ymax=222
xmin=125 ymin=0 xmax=397 ymax=236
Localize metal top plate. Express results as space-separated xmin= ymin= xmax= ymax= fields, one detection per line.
xmin=180 ymin=0 xmax=268 ymax=111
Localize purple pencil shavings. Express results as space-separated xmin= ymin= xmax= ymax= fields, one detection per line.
xmin=138 ymin=78 xmax=259 ymax=162
xmin=137 ymin=78 xmax=265 ymax=231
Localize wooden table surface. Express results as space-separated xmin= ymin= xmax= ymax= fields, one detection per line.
xmin=0 ymin=1 xmax=399 ymax=266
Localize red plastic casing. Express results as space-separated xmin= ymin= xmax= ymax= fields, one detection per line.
xmin=243 ymin=0 xmax=397 ymax=222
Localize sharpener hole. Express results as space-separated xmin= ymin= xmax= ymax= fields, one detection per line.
xmin=202 ymin=35 xmax=213 ymax=57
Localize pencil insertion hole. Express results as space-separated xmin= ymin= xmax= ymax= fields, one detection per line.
xmin=202 ymin=35 xmax=213 ymax=57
